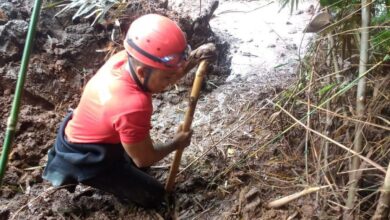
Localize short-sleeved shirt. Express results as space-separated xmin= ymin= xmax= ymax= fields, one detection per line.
xmin=65 ymin=50 xmax=152 ymax=144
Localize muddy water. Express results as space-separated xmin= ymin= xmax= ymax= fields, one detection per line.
xmin=172 ymin=0 xmax=314 ymax=81
xmin=211 ymin=1 xmax=314 ymax=81
xmin=156 ymin=0 xmax=315 ymax=148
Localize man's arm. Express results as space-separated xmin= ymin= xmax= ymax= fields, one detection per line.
xmin=122 ymin=128 xmax=192 ymax=168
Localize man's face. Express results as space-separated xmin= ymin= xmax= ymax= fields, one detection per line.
xmin=137 ymin=61 xmax=185 ymax=93
xmin=140 ymin=65 xmax=186 ymax=93
xmin=148 ymin=69 xmax=176 ymax=93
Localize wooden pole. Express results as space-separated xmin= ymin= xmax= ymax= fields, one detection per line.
xmin=165 ymin=60 xmax=208 ymax=192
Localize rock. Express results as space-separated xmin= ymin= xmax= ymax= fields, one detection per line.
xmin=244 ymin=196 xmax=261 ymax=212
xmin=0 ymin=20 xmax=28 ymax=59
xmin=304 ymin=11 xmax=332 ymax=33
xmin=286 ymin=21 xmax=292 ymax=25
xmin=3 ymin=88 xmax=11 ymax=95
xmin=301 ymin=204 xmax=315 ymax=218
xmin=5 ymin=20 xmax=28 ymax=40
xmin=168 ymin=94 xmax=181 ymax=105
xmin=288 ymin=30 xmax=297 ymax=34
xmin=267 ymin=44 xmax=276 ymax=48
xmin=152 ymin=99 xmax=162 ymax=109
xmin=0 ymin=8 xmax=8 ymax=24
xmin=286 ymin=44 xmax=298 ymax=50
xmin=306 ymin=5 xmax=315 ymax=15
xmin=43 ymin=35 xmax=59 ymax=53
xmin=245 ymin=187 xmax=260 ymax=201
xmin=0 ymin=2 xmax=17 ymax=20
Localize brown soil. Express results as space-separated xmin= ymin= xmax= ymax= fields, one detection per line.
xmin=0 ymin=0 xmax=319 ymax=219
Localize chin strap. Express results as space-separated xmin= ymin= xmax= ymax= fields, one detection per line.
xmin=128 ymin=57 xmax=151 ymax=93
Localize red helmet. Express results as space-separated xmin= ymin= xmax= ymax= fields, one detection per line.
xmin=124 ymin=14 xmax=190 ymax=71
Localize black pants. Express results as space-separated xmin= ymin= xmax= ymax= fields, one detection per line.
xmin=43 ymin=113 xmax=165 ymax=208
xmin=80 ymin=156 xmax=165 ymax=209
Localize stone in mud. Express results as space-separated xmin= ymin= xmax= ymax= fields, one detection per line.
xmin=245 ymin=187 xmax=260 ymax=201
xmin=3 ymin=20 xmax=28 ymax=41
xmin=0 ymin=2 xmax=17 ymax=20
xmin=0 ymin=20 xmax=28 ymax=61
xmin=300 ymin=204 xmax=315 ymax=218
xmin=0 ymin=8 xmax=8 ymax=25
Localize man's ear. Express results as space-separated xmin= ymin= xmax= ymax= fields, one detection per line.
xmin=135 ymin=66 xmax=146 ymax=82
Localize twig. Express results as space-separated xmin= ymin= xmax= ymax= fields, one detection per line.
xmin=190 ymin=206 xmax=213 ymax=220
xmin=270 ymin=100 xmax=386 ymax=174
xmin=151 ymin=165 xmax=171 ymax=169
xmin=267 ymin=186 xmax=330 ymax=208
xmin=216 ymin=1 xmax=274 ymax=15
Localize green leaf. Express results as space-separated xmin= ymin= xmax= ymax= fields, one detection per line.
xmin=384 ymin=54 xmax=390 ymax=62
xmin=318 ymin=83 xmax=336 ymax=96
xmin=372 ymin=30 xmax=390 ymax=53
xmin=320 ymin=0 xmax=341 ymax=7
xmin=274 ymin=63 xmax=289 ymax=69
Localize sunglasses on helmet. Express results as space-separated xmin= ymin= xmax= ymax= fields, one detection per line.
xmin=127 ymin=38 xmax=191 ymax=68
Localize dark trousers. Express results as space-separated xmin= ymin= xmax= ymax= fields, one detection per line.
xmin=80 ymin=156 xmax=166 ymax=208
xmin=43 ymin=113 xmax=165 ymax=208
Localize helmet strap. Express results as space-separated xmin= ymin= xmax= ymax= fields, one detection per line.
xmin=128 ymin=57 xmax=150 ymax=92
xmin=143 ymin=71 xmax=152 ymax=92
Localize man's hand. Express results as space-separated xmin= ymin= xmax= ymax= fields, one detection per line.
xmin=182 ymin=43 xmax=217 ymax=75
xmin=122 ymin=125 xmax=193 ymax=168
xmin=172 ymin=124 xmax=193 ymax=150
xmin=190 ymin=43 xmax=218 ymax=62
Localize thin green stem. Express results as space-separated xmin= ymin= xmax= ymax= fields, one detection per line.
xmin=0 ymin=0 xmax=43 ymax=184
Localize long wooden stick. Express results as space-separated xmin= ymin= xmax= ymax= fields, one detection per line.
xmin=165 ymin=61 xmax=208 ymax=192
xmin=267 ymin=186 xmax=330 ymax=208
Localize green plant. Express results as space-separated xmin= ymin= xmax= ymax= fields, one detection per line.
xmin=53 ymin=0 xmax=119 ymax=25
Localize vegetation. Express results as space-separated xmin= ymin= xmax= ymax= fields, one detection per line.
xmin=274 ymin=0 xmax=390 ymax=218
xmin=45 ymin=0 xmax=121 ymax=25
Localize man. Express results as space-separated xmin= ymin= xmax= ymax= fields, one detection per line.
xmin=42 ymin=14 xmax=216 ymax=208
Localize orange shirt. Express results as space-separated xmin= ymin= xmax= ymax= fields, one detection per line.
xmin=65 ymin=50 xmax=152 ymax=144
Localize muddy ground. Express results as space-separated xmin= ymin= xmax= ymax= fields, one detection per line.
xmin=0 ymin=0 xmax=322 ymax=219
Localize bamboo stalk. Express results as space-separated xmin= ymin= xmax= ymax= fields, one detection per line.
xmin=372 ymin=163 xmax=390 ymax=220
xmin=165 ymin=61 xmax=208 ymax=192
xmin=0 ymin=0 xmax=43 ymax=185
xmin=305 ymin=70 xmax=313 ymax=184
xmin=345 ymin=0 xmax=371 ymax=217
